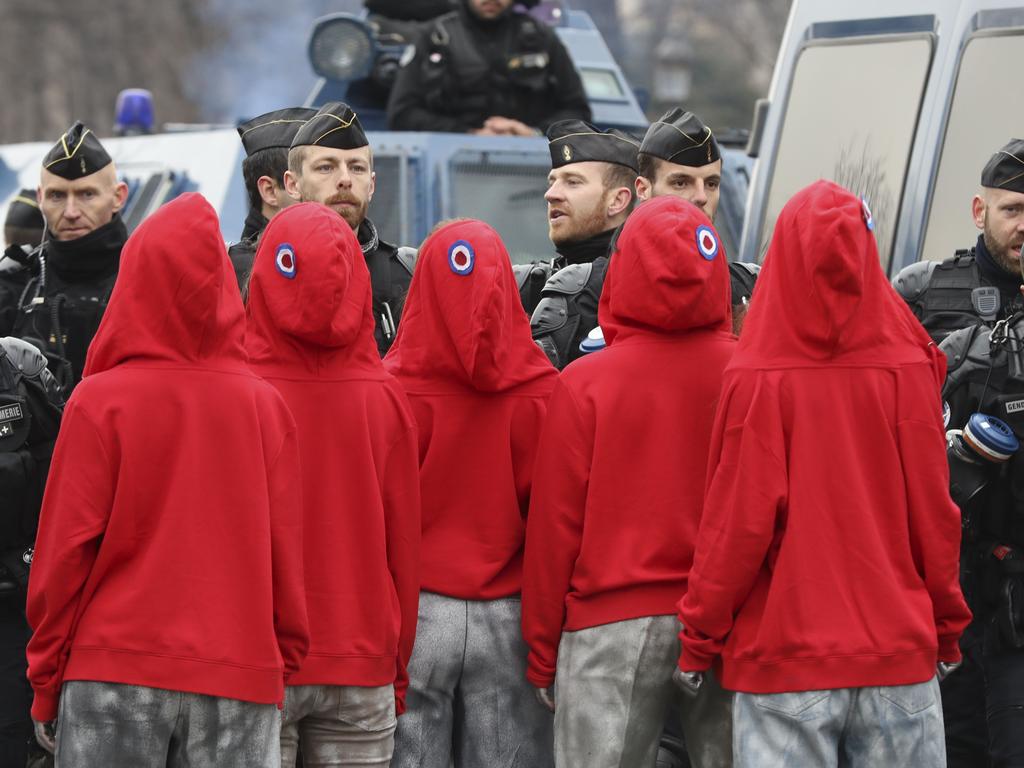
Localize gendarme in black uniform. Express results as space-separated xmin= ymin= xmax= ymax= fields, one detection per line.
xmin=227 ymin=107 xmax=317 ymax=291
xmin=901 ymin=139 xmax=1024 ymax=767
xmin=290 ymin=102 xmax=414 ymax=357
xmin=0 ymin=123 xmax=127 ymax=395
xmin=894 ymin=139 xmax=1024 ymax=345
xmin=529 ymin=120 xmax=638 ymax=369
xmin=387 ymin=0 xmax=591 ymax=133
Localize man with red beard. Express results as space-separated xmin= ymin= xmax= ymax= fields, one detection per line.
xmin=530 ymin=120 xmax=638 ymax=368
xmin=285 ymin=102 xmax=415 ymax=356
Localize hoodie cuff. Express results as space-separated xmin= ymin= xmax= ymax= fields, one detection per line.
xmin=31 ymin=686 xmax=59 ymax=722
xmin=678 ymin=645 xmax=713 ymax=674
xmin=937 ymin=635 xmax=963 ymax=664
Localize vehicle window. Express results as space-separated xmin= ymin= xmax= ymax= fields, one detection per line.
xmin=451 ymin=154 xmax=552 ymax=265
xmin=581 ymin=68 xmax=626 ymax=100
xmin=921 ymin=31 xmax=1024 ymax=262
xmin=759 ymin=35 xmax=933 ymax=269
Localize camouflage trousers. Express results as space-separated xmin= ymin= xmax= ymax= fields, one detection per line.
xmin=732 ymin=678 xmax=945 ymax=767
xmin=281 ymin=684 xmax=396 ymax=767
xmin=54 ymin=680 xmax=280 ymax=767
xmin=554 ymin=615 xmax=733 ymax=768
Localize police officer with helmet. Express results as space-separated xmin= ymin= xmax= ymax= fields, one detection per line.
xmin=387 ymin=0 xmax=591 ymax=136
xmin=894 ymin=139 xmax=1024 ymax=344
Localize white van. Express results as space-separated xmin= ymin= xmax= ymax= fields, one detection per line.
xmin=743 ymin=0 xmax=1024 ymax=275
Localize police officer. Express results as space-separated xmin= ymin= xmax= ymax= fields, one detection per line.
xmin=387 ymin=0 xmax=591 ymax=136
xmin=894 ymin=138 xmax=1024 ymax=344
xmin=0 ymin=122 xmax=128 ymax=395
xmin=284 ymin=102 xmax=415 ymax=356
xmin=0 ymin=191 xmax=45 ymax=337
xmin=228 ymin=107 xmax=315 ymax=292
xmin=529 ymin=119 xmax=638 ymax=368
xmin=940 ymin=282 xmax=1024 ymax=767
xmin=0 ymin=338 xmax=62 ymax=768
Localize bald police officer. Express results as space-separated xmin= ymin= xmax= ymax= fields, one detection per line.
xmin=894 ymin=139 xmax=1024 ymax=344
xmin=228 ymin=107 xmax=316 ymax=292
xmin=0 ymin=122 xmax=128 ymax=394
xmin=284 ymin=102 xmax=415 ymax=356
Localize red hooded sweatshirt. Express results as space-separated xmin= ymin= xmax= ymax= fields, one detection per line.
xmin=678 ymin=181 xmax=971 ymax=694
xmin=384 ymin=220 xmax=556 ymax=600
xmin=246 ymin=202 xmax=420 ymax=711
xmin=521 ymin=196 xmax=737 ymax=689
xmin=25 ymin=193 xmax=309 ymax=722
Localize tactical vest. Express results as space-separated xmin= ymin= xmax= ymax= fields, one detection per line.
xmin=0 ymin=338 xmax=62 ymax=596
xmin=531 ymin=256 xmax=609 ymax=370
xmin=896 ymin=251 xmax=1023 ymax=344
xmin=421 ymin=11 xmax=553 ymax=125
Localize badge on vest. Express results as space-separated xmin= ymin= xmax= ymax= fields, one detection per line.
xmin=0 ymin=395 xmax=29 ymax=449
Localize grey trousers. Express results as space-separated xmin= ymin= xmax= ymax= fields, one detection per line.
xmin=554 ymin=615 xmax=732 ymax=768
xmin=392 ymin=591 xmax=554 ymax=768
xmin=732 ymin=678 xmax=946 ymax=768
xmin=281 ymin=684 xmax=396 ymax=767
xmin=54 ymin=680 xmax=280 ymax=768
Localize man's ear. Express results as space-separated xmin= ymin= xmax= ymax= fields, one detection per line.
xmin=257 ymin=176 xmax=279 ymax=209
xmin=972 ymin=193 xmax=986 ymax=231
xmin=608 ymin=186 xmax=633 ymax=218
xmin=283 ymin=170 xmax=302 ymax=201
xmin=112 ymin=181 xmax=129 ymax=213
xmin=635 ymin=176 xmax=652 ymax=202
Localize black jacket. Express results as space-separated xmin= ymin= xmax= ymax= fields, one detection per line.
xmin=359 ymin=219 xmax=416 ymax=357
xmin=387 ymin=5 xmax=591 ymax=133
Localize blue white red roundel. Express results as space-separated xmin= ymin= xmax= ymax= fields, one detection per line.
xmin=448 ymin=240 xmax=475 ymax=275
xmin=861 ymin=197 xmax=875 ymax=232
xmin=275 ymin=243 xmax=297 ymax=279
xmin=695 ymin=225 xmax=719 ymax=261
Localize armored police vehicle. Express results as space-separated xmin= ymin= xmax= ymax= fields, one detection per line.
xmin=743 ymin=0 xmax=1024 ymax=276
xmin=0 ymin=0 xmax=751 ymax=265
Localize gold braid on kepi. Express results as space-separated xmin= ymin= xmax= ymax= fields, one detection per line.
xmin=237 ymin=107 xmax=318 ymax=156
xmin=41 ymin=121 xmax=112 ymax=180
xmin=982 ymin=138 xmax=1024 ymax=194
xmin=546 ymin=119 xmax=640 ymax=172
xmin=289 ymin=102 xmax=368 ymax=150
xmin=640 ymin=108 xmax=721 ymax=168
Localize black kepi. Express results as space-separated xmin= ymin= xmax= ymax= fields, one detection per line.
xmin=982 ymin=139 xmax=1024 ymax=194
xmin=290 ymin=102 xmax=368 ymax=150
xmin=237 ymin=107 xmax=318 ymax=156
xmin=42 ymin=121 xmax=112 ymax=180
xmin=640 ymin=108 xmax=720 ymax=168
xmin=547 ymin=119 xmax=639 ymax=171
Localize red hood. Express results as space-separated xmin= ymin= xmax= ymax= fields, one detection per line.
xmin=599 ymin=196 xmax=732 ymax=345
xmin=384 ymin=219 xmax=554 ymax=392
xmin=245 ymin=202 xmax=382 ymax=378
xmin=84 ymin=193 xmax=245 ymax=376
xmin=734 ymin=180 xmax=940 ymax=372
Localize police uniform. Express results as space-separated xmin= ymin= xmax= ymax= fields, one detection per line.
xmin=227 ymin=107 xmax=316 ymax=292
xmin=387 ymin=0 xmax=591 ymax=133
xmin=894 ymin=139 xmax=1024 ymax=345
xmin=0 ymin=338 xmax=62 ymax=768
xmin=291 ymin=102 xmax=415 ymax=357
xmin=0 ymin=123 xmax=127 ymax=396
xmin=0 ymin=191 xmax=44 ymax=339
xmin=941 ymin=311 xmax=1024 ymax=767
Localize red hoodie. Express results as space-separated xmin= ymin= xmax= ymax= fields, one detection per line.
xmin=678 ymin=181 xmax=971 ymax=694
xmin=25 ymin=193 xmax=309 ymax=721
xmin=384 ymin=220 xmax=556 ymax=599
xmin=246 ymin=202 xmax=420 ymax=711
xmin=521 ymin=197 xmax=736 ymax=688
